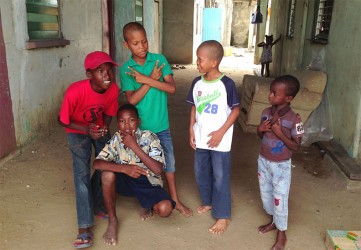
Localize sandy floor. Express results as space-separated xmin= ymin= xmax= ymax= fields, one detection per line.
xmin=0 ymin=53 xmax=360 ymax=250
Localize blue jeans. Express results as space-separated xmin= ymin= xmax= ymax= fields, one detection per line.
xmin=258 ymin=155 xmax=291 ymax=231
xmin=67 ymin=133 xmax=109 ymax=228
xmin=194 ymin=148 xmax=231 ymax=219
xmin=156 ymin=129 xmax=175 ymax=173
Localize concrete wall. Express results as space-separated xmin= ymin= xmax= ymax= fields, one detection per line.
xmin=163 ymin=0 xmax=194 ymax=64
xmin=275 ymin=0 xmax=361 ymax=160
xmin=301 ymin=0 xmax=361 ymax=160
xmin=114 ymin=0 xmax=161 ymax=69
xmin=1 ymin=0 xmax=103 ymax=148
xmin=216 ymin=0 xmax=233 ymax=47
xmin=231 ymin=0 xmax=254 ymax=47
xmin=113 ymin=0 xmax=135 ymax=71
xmin=314 ymin=1 xmax=361 ymax=159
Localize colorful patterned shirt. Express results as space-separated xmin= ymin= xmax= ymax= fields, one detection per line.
xmin=96 ymin=129 xmax=164 ymax=187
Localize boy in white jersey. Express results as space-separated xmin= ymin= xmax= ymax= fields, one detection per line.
xmin=186 ymin=40 xmax=240 ymax=234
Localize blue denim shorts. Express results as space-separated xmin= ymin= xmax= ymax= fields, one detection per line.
xmin=115 ymin=174 xmax=176 ymax=210
xmin=156 ymin=129 xmax=175 ymax=173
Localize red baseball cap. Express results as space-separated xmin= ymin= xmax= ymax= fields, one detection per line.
xmin=84 ymin=51 xmax=118 ymax=70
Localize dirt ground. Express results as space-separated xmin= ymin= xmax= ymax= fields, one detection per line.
xmin=0 ymin=52 xmax=360 ymax=250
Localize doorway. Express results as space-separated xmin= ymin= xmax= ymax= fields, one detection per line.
xmin=153 ymin=0 xmax=160 ymax=53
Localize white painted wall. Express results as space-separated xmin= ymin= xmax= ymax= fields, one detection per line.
xmin=1 ymin=0 xmax=103 ymax=146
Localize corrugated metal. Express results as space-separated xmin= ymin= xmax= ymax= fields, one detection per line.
xmin=202 ymin=8 xmax=222 ymax=42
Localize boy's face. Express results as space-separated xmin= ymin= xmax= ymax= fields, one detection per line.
xmin=123 ymin=30 xmax=148 ymax=60
xmin=86 ymin=62 xmax=115 ymax=93
xmin=269 ymin=83 xmax=293 ymax=106
xmin=117 ymin=109 xmax=140 ymax=134
xmin=196 ymin=47 xmax=215 ymax=74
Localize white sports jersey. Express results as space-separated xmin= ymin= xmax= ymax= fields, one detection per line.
xmin=186 ymin=75 xmax=239 ymax=152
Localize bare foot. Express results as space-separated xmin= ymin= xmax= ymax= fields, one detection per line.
xmin=209 ymin=219 xmax=231 ymax=234
xmin=103 ymin=218 xmax=118 ymax=246
xmin=258 ymin=221 xmax=276 ymax=234
xmin=139 ymin=208 xmax=153 ymax=221
xmin=197 ymin=205 xmax=212 ymax=214
xmin=271 ymin=230 xmax=287 ymax=250
xmin=175 ymin=201 xmax=193 ymax=217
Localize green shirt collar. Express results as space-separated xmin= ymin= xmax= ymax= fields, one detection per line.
xmin=127 ymin=52 xmax=156 ymax=67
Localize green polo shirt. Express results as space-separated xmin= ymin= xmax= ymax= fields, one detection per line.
xmin=120 ymin=52 xmax=173 ymax=133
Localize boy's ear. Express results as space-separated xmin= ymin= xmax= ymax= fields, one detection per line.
xmin=286 ymin=95 xmax=294 ymax=103
xmin=211 ymin=58 xmax=219 ymax=68
xmin=86 ymin=70 xmax=92 ymax=79
xmin=123 ymin=41 xmax=129 ymax=49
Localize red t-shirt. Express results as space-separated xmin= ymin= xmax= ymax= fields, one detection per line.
xmin=59 ymin=79 xmax=119 ymax=134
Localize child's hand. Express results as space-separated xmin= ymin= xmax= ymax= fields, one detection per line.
xmin=120 ymin=130 xmax=137 ymax=149
xmin=258 ymin=118 xmax=271 ymax=133
xmin=88 ymin=123 xmax=105 ymax=139
xmin=126 ymin=67 xmax=151 ymax=85
xmin=189 ymin=132 xmax=196 ymax=150
xmin=122 ymin=165 xmax=148 ymax=178
xmin=150 ymin=60 xmax=165 ymax=80
xmin=206 ymin=130 xmax=224 ymax=148
xmin=271 ymin=118 xmax=283 ymax=136
xmin=99 ymin=125 xmax=109 ymax=136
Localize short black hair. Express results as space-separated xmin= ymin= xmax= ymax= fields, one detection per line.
xmin=123 ymin=22 xmax=146 ymax=42
xmin=271 ymin=75 xmax=300 ymax=97
xmin=197 ymin=40 xmax=224 ymax=62
xmin=117 ymin=103 xmax=139 ymax=118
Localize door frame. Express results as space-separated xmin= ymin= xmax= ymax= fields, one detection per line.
xmin=0 ymin=8 xmax=17 ymax=158
xmin=102 ymin=0 xmax=115 ymax=59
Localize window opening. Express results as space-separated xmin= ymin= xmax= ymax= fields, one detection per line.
xmin=312 ymin=0 xmax=333 ymax=43
xmin=286 ymin=0 xmax=296 ymax=38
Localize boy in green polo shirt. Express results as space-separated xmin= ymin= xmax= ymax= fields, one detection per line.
xmin=120 ymin=22 xmax=192 ymax=218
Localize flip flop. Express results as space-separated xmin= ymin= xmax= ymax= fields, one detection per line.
xmin=95 ymin=211 xmax=109 ymax=220
xmin=73 ymin=232 xmax=93 ymax=249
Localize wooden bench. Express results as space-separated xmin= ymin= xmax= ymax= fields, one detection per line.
xmin=317 ymin=140 xmax=361 ymax=180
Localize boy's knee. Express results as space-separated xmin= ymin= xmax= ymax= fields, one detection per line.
xmin=154 ymin=200 xmax=173 ymax=218
xmin=101 ymin=171 xmax=116 ymax=184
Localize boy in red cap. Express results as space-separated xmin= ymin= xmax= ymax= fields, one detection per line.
xmin=58 ymin=51 xmax=119 ymax=248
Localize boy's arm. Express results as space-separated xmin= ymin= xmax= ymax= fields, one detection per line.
xmin=102 ymin=114 xmax=112 ymax=133
xmin=125 ymin=74 xmax=175 ymax=105
xmin=207 ymin=106 xmax=240 ymax=148
xmin=125 ymin=61 xmax=176 ymax=105
xmin=57 ymin=115 xmax=88 ymax=133
xmin=121 ymin=131 xmax=163 ymax=175
xmin=57 ymin=115 xmax=103 ymax=139
xmin=93 ymin=159 xmax=148 ymax=178
xmin=271 ymin=119 xmax=301 ymax=151
xmin=126 ymin=67 xmax=176 ymax=93
xmin=189 ymin=106 xmax=196 ymax=150
xmin=257 ymin=117 xmax=271 ymax=139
